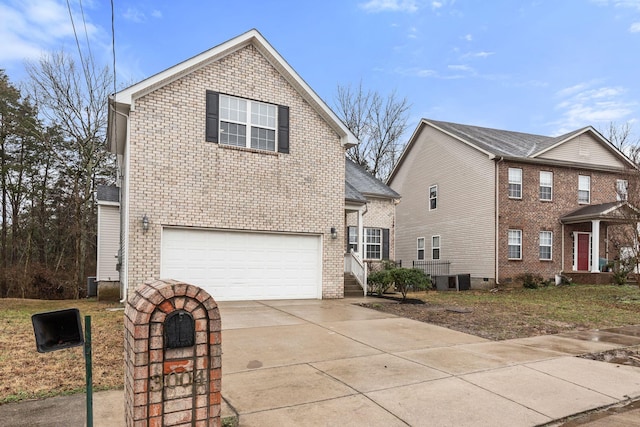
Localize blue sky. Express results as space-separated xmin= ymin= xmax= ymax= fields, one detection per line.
xmin=1 ymin=0 xmax=639 ymax=140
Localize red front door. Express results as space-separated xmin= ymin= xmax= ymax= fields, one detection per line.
xmin=577 ymin=234 xmax=590 ymax=271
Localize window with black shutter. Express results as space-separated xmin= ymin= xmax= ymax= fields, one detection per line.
xmin=205 ymin=91 xmax=289 ymax=153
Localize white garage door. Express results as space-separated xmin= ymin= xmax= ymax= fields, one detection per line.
xmin=161 ymin=228 xmax=322 ymax=301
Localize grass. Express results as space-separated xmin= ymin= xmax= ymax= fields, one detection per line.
xmin=0 ymin=299 xmax=124 ymax=404
xmin=412 ymin=283 xmax=640 ymax=329
xmin=2 ymin=284 xmax=640 ymax=404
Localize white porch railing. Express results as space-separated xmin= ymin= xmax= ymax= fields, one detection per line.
xmin=344 ymin=249 xmax=367 ymax=296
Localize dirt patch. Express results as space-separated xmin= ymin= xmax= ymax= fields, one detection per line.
xmin=360 ymin=298 xmax=581 ymax=341
xmin=579 ymin=345 xmax=640 ymax=368
xmin=360 ymin=294 xmax=640 ymax=367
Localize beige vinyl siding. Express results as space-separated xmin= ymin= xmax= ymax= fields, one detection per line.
xmin=539 ymin=133 xmax=626 ymax=168
xmin=390 ymin=125 xmax=496 ymax=279
xmin=97 ymin=203 xmax=120 ymax=282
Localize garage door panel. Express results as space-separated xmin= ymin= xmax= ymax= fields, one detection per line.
xmin=161 ymin=229 xmax=321 ymax=301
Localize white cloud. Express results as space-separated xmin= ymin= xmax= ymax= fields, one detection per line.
xmin=462 ymin=51 xmax=495 ymax=59
xmin=463 ymin=33 xmax=473 ymax=41
xmin=123 ymin=7 xmax=146 ymax=23
xmin=432 ymin=1 xmax=443 ymax=9
xmin=0 ymin=0 xmax=98 ymax=63
xmin=151 ymin=10 xmax=163 ymax=19
xmin=448 ymin=64 xmax=473 ymax=72
xmin=630 ymin=22 xmax=640 ymax=32
xmin=359 ymin=0 xmax=419 ymax=13
xmin=552 ymin=82 xmax=636 ymax=134
xmin=590 ymin=0 xmax=640 ymax=10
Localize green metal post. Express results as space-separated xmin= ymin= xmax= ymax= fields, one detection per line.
xmin=85 ymin=315 xmax=93 ymax=427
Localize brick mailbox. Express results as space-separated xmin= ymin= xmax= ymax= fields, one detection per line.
xmin=124 ymin=279 xmax=221 ymax=427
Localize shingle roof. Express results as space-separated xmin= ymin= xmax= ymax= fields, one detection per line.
xmin=560 ymin=202 xmax=626 ymax=223
xmin=345 ymin=159 xmax=400 ymax=201
xmin=97 ymin=185 xmax=119 ymax=203
xmin=428 ymin=119 xmax=590 ymax=158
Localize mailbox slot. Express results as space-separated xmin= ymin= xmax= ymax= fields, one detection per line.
xmin=164 ymin=310 xmax=195 ymax=348
xmin=32 ymin=308 xmax=84 ymax=353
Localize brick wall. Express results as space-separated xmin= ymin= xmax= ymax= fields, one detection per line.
xmin=124 ymin=44 xmax=345 ymax=299
xmin=346 ymin=197 xmax=396 ymax=266
xmin=498 ymin=160 xmax=626 ymax=282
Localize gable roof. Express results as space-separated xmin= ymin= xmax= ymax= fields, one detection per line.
xmin=107 ymin=29 xmax=358 ymax=154
xmin=345 ymin=159 xmax=400 ymax=203
xmin=388 ymin=119 xmax=636 ymax=183
xmin=560 ymin=201 xmax=636 ymax=224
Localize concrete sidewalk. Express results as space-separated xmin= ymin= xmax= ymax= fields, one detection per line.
xmin=2 ymin=298 xmax=640 ymax=426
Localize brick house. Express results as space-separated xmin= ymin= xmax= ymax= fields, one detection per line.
xmin=388 ymin=119 xmax=637 ymax=287
xmin=106 ymin=29 xmax=398 ymax=301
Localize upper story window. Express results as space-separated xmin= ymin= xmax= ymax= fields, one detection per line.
xmin=205 ymin=91 xmax=289 ymax=153
xmin=617 ymin=179 xmax=628 ymax=201
xmin=508 ymin=168 xmax=522 ymax=199
xmin=508 ymin=229 xmax=522 ymax=260
xmin=578 ymin=175 xmax=590 ymax=204
xmin=539 ymin=171 xmax=553 ymax=201
xmin=431 ymin=235 xmax=440 ymax=260
xmin=417 ymin=237 xmax=425 ymax=260
xmin=429 ymin=185 xmax=437 ymax=210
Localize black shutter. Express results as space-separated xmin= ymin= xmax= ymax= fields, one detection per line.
xmin=382 ymin=228 xmax=390 ymax=260
xmin=278 ymin=105 xmax=289 ymax=153
xmin=205 ymin=91 xmax=219 ymax=143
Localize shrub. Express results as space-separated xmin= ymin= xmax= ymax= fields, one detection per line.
xmin=515 ymin=273 xmax=549 ymax=289
xmin=391 ymin=268 xmax=431 ymax=301
xmin=367 ymin=269 xmax=394 ymax=295
xmin=611 ymin=257 xmax=637 ymax=286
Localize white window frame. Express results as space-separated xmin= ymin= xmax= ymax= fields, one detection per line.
xmin=417 ymin=237 xmax=425 ymax=260
xmin=219 ymin=94 xmax=277 ymax=151
xmin=364 ymin=228 xmax=382 ymax=260
xmin=347 ymin=226 xmax=358 ymax=253
xmin=508 ymin=229 xmax=522 ymax=260
xmin=429 ymin=185 xmax=437 ymax=210
xmin=617 ymin=179 xmax=628 ymax=201
xmin=431 ymin=235 xmax=440 ymax=260
xmin=508 ymin=168 xmax=522 ymax=199
xmin=539 ymin=171 xmax=553 ymax=201
xmin=539 ymin=231 xmax=553 ymax=261
xmin=578 ymin=175 xmax=591 ymax=204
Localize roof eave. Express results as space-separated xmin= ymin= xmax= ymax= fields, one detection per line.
xmin=108 ymin=29 xmax=357 ymax=149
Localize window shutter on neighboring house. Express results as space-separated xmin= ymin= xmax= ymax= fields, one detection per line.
xmin=278 ymin=105 xmax=289 ymax=154
xmin=205 ymin=91 xmax=219 ymax=143
xmin=382 ymin=228 xmax=390 ymax=260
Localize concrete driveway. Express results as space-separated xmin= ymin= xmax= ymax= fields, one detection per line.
xmin=218 ymin=298 xmax=640 ymax=426
xmin=2 ymin=297 xmax=640 ymax=426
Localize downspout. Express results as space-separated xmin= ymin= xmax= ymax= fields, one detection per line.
xmin=111 ymin=104 xmax=130 ymax=304
xmin=495 ymin=156 xmax=503 ymax=285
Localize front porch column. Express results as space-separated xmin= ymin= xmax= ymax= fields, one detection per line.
xmin=357 ymin=205 xmax=365 ymax=255
xmin=591 ymin=219 xmax=601 ymax=273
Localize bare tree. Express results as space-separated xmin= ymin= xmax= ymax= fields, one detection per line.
xmin=602 ymin=121 xmax=640 ymax=165
xmin=26 ymin=51 xmax=114 ymax=296
xmin=335 ymin=82 xmax=410 ymax=181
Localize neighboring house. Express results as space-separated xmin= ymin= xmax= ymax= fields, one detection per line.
xmin=388 ymin=119 xmax=637 ymax=287
xmin=107 ymin=29 xmax=370 ymax=301
xmin=96 ymin=185 xmax=120 ymax=290
xmin=345 ymin=159 xmax=400 ymax=267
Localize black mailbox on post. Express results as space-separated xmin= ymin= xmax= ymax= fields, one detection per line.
xmin=32 ymin=308 xmax=84 ymax=353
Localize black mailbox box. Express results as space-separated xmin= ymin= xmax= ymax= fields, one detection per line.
xmin=32 ymin=308 xmax=84 ymax=353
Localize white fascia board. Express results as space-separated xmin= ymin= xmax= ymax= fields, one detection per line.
xmin=110 ymin=29 xmax=358 ymax=147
